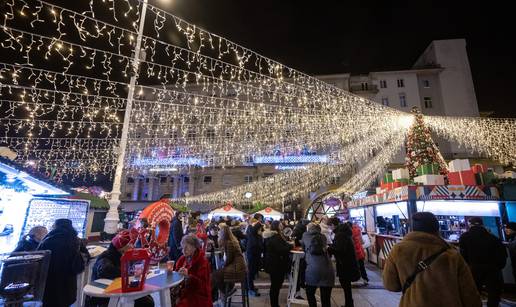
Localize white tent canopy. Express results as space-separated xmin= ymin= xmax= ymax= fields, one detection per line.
xmin=256 ymin=207 xmax=284 ymax=220
xmin=208 ymin=205 xmax=246 ymax=220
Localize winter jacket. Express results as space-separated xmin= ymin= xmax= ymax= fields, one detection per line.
xmin=263 ymin=230 xmax=292 ymax=275
xmin=37 ymin=227 xmax=86 ymax=307
xmin=329 ymin=224 xmax=360 ymax=282
xmin=221 ymin=239 xmax=247 ymax=281
xmin=13 ymin=236 xmax=40 ymax=252
xmin=168 ymin=217 xmax=184 ymax=261
xmin=175 ymin=249 xmax=212 ymax=307
xmin=508 ymin=235 xmax=516 ymax=280
xmin=231 ymin=226 xmax=247 ymax=252
xmin=301 ymin=226 xmax=335 ymax=287
xmin=383 ymin=231 xmax=481 ymax=307
xmin=87 ymin=244 xmax=154 ymax=307
xmin=351 ymin=225 xmax=366 ymax=260
xmin=292 ymin=220 xmax=308 ymax=246
xmin=459 ymin=226 xmax=507 ymax=271
xmin=245 ymin=222 xmax=263 ymax=256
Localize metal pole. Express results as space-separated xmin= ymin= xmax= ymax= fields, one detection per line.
xmin=104 ymin=0 xmax=148 ymax=235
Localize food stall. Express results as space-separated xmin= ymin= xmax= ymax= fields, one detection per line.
xmin=347 ymin=184 xmax=502 ymax=266
xmin=0 ymin=160 xmax=91 ymax=253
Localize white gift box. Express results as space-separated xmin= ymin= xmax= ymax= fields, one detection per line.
xmin=448 ymin=159 xmax=471 ymax=172
xmin=376 ymin=187 xmax=384 ymax=194
xmin=414 ymin=174 xmax=445 ymax=185
xmin=392 ymin=168 xmax=410 ymax=180
xmin=502 ymin=171 xmax=516 ymax=179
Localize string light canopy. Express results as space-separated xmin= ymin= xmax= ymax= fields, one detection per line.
xmin=1 ymin=0 xmax=514 ymax=210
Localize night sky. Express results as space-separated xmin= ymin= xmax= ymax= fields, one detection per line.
xmin=158 ymin=1 xmax=516 ymax=117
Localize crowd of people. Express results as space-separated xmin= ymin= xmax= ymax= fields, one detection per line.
xmin=10 ymin=210 xmax=516 ymax=307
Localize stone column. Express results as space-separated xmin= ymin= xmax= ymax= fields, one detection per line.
xmin=132 ymin=177 xmax=140 ymax=201
xmin=147 ymin=177 xmax=155 ymax=201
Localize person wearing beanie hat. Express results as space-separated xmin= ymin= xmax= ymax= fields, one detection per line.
xmin=383 ymin=212 xmax=481 ymax=307
xmin=87 ymin=230 xmax=154 ymax=307
xmin=460 ymin=217 xmax=507 ymax=307
xmin=505 ymin=222 xmax=516 ymax=282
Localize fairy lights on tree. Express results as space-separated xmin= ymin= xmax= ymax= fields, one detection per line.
xmin=405 ymin=107 xmax=447 ymax=178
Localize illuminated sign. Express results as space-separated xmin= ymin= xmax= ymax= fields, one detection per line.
xmin=132 ymin=157 xmax=207 ymax=167
xmin=254 ymin=155 xmax=328 ymax=164
xmin=274 ymin=165 xmax=308 ymax=170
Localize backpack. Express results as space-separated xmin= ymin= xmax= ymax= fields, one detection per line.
xmin=309 ymin=233 xmax=326 ymax=255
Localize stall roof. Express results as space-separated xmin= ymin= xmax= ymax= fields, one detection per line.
xmin=0 ymin=158 xmax=69 ymax=196
xmin=208 ymin=205 xmax=246 ymax=218
xmin=256 ymin=207 xmax=284 ymax=218
xmin=347 ymin=185 xmax=500 ymax=208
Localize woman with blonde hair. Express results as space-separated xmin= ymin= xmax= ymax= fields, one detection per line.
xmin=211 ymin=223 xmax=247 ymax=301
xmin=14 ymin=225 xmax=48 ymax=252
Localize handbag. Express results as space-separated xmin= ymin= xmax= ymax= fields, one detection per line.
xmin=361 ymin=234 xmax=371 ymax=249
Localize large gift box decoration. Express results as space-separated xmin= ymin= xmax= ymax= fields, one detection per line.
xmin=448 ymin=159 xmax=471 ymax=173
xmin=475 ymin=170 xmax=496 ymax=185
xmin=416 ymin=163 xmax=440 ymax=176
xmin=392 ymin=168 xmax=410 ymax=180
xmin=383 ymin=172 xmax=394 ymax=183
xmin=471 ymin=163 xmax=489 ymax=174
xmin=414 ymin=174 xmax=445 ymax=185
xmin=448 ymin=170 xmax=476 ymax=185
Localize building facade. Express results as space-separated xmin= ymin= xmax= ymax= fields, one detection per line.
xmin=120 ymin=39 xmax=480 ymax=208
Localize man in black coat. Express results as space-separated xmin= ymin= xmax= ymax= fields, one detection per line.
xmin=87 ymin=230 xmax=154 ymax=307
xmin=459 ymin=217 xmax=507 ymax=307
xmin=37 ymin=219 xmax=87 ymax=307
xmin=245 ymin=213 xmax=264 ymax=296
xmin=263 ymin=221 xmax=292 ymax=307
xmin=168 ymin=213 xmax=184 ymax=261
xmin=327 ymin=218 xmax=359 ymax=307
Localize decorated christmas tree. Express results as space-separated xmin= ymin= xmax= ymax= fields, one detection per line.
xmin=405 ymin=107 xmax=448 ymax=178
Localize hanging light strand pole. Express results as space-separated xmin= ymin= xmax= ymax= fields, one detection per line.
xmin=104 ymin=0 xmax=149 ymax=235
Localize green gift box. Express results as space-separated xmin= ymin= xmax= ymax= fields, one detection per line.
xmin=416 ymin=163 xmax=440 ymax=176
xmin=383 ymin=173 xmax=394 ymax=183
xmin=475 ymin=170 xmax=496 ymax=185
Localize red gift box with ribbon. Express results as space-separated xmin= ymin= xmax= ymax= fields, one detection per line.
xmin=471 ymin=163 xmax=489 ymax=174
xmin=448 ymin=170 xmax=476 ymax=185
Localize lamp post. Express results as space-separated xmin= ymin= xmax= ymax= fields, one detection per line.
xmin=104 ymin=0 xmax=149 ymax=235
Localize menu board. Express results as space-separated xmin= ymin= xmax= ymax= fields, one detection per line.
xmin=22 ymin=198 xmax=90 ymax=238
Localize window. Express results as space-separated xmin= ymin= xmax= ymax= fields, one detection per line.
xmin=127 ymin=177 xmax=135 ymax=184
xmin=380 ymin=80 xmax=387 ymax=88
xmin=244 ymin=175 xmax=253 ymax=184
xmin=244 ymin=156 xmax=254 ymax=164
xmin=399 ymin=93 xmax=407 ymax=107
xmin=424 ymin=97 xmax=433 ymax=108
xmin=263 ymin=173 xmax=273 ymax=178
xmin=206 ymin=129 xmax=215 ymax=140
xmin=203 ymin=176 xmax=212 ymax=184
xmin=222 ymin=175 xmax=232 ymax=186
xmin=170 ymin=177 xmax=174 ymax=183
xmin=381 ymin=97 xmax=389 ymax=106
xmin=126 ymin=193 xmax=131 ymax=198
xmin=361 ymin=82 xmax=368 ymax=91
xmin=397 ymin=79 xmax=405 ymax=88
xmin=135 ymin=132 xmax=142 ymax=139
xmin=145 ymin=178 xmax=150 ymax=183
xmin=423 ymin=80 xmax=430 ymax=88
xmin=183 ymin=176 xmax=189 ymax=183
xmin=160 ymin=176 xmax=167 ymax=184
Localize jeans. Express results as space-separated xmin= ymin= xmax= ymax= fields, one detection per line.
xmin=358 ymin=259 xmax=369 ymax=281
xmin=339 ymin=277 xmax=354 ymax=307
xmin=305 ymin=286 xmax=332 ymax=307
xmin=269 ymin=272 xmax=284 ymax=307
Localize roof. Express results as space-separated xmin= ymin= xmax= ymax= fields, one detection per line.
xmin=0 ymin=157 xmax=69 ymax=195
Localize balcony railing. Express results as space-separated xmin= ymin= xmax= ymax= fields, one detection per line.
xmin=349 ymin=84 xmax=379 ymax=94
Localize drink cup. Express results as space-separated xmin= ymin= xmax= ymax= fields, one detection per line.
xmin=166 ymin=260 xmax=175 ymax=272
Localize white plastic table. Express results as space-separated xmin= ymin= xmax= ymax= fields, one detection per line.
xmin=83 ymin=270 xmax=184 ymax=307
xmin=287 ymin=250 xmax=306 ymax=307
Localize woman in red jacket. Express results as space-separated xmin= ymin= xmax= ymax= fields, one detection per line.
xmin=175 ymin=234 xmax=212 ymax=307
xmin=350 ymin=223 xmax=369 ymax=285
